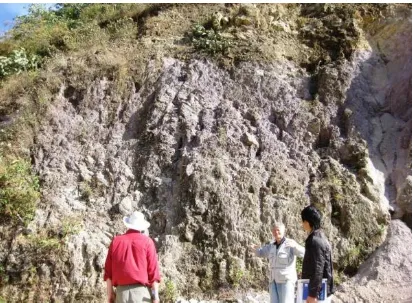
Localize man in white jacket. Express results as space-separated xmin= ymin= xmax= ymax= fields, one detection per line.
xmin=252 ymin=221 xmax=305 ymax=303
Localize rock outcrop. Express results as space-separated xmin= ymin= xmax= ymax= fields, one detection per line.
xmin=346 ymin=5 xmax=412 ymax=226
xmin=0 ymin=4 xmax=410 ymax=302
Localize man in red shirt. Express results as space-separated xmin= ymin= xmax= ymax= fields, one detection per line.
xmin=104 ymin=211 xmax=161 ymax=303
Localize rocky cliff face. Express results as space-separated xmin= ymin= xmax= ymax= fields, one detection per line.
xmin=346 ymin=5 xmax=412 ymax=226
xmin=333 ymin=219 xmax=412 ymax=303
xmin=0 ymin=4 xmax=410 ymax=303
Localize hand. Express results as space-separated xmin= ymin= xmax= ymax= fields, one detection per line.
xmin=306 ymin=296 xmax=317 ymax=303
xmin=249 ymin=244 xmax=260 ymax=251
xmin=285 ymin=239 xmax=298 ymax=249
xmin=152 ymin=295 xmax=160 ymax=303
xmin=108 ymin=291 xmax=116 ymax=303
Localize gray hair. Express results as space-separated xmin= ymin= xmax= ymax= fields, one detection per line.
xmin=273 ymin=221 xmax=286 ymax=232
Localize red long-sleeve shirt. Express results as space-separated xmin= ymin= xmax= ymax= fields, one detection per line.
xmin=104 ymin=230 xmax=161 ymax=286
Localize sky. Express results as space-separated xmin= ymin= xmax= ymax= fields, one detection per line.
xmin=0 ymin=3 xmax=30 ymax=35
xmin=0 ymin=3 xmax=55 ymax=36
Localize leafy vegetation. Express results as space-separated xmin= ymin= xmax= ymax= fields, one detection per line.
xmin=191 ymin=24 xmax=231 ymax=55
xmin=0 ymin=3 xmax=402 ymax=83
xmin=229 ymin=267 xmax=244 ymax=288
xmin=162 ymin=279 xmax=177 ymax=302
xmin=78 ymin=176 xmax=107 ymax=205
xmin=61 ymin=216 xmax=84 ymax=238
xmin=334 ymin=270 xmax=346 ymax=285
xmin=17 ymin=216 xmax=83 ymax=255
xmin=0 ymin=48 xmax=38 ymax=79
xmin=26 ymin=234 xmax=62 ymax=252
xmin=342 ymin=244 xmax=367 ymax=275
xmin=0 ymin=156 xmax=40 ymax=224
xmin=228 ymin=258 xmax=245 ymax=288
xmin=0 ymin=4 xmax=156 ymax=80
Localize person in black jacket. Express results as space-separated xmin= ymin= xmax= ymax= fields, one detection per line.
xmin=301 ymin=205 xmax=334 ymax=303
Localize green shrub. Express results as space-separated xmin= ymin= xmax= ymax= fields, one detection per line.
xmin=10 ymin=5 xmax=73 ymax=57
xmin=0 ymin=4 xmax=164 ymax=82
xmin=334 ymin=270 xmax=345 ymax=285
xmin=0 ymin=156 xmax=40 ymax=224
xmin=163 ymin=279 xmax=177 ymax=302
xmin=0 ymin=48 xmax=39 ymax=79
xmin=54 ymin=3 xmax=90 ymax=26
xmin=0 ymin=4 xmax=146 ymax=66
xmin=27 ymin=234 xmax=61 ymax=251
xmin=79 ymin=3 xmax=148 ymax=25
xmin=191 ymin=24 xmax=231 ymax=55
xmin=18 ymin=218 xmax=83 ymax=255
xmin=228 ymin=257 xmax=245 ymax=288
xmin=344 ymin=244 xmax=363 ymax=269
xmin=229 ymin=267 xmax=244 ymax=288
xmin=61 ymin=216 xmax=83 ymax=238
xmin=64 ymin=22 xmax=109 ymax=50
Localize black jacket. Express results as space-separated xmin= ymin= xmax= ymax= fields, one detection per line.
xmin=302 ymin=229 xmax=334 ymax=298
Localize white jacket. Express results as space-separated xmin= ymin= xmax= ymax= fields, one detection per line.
xmin=255 ymin=237 xmax=305 ymax=283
